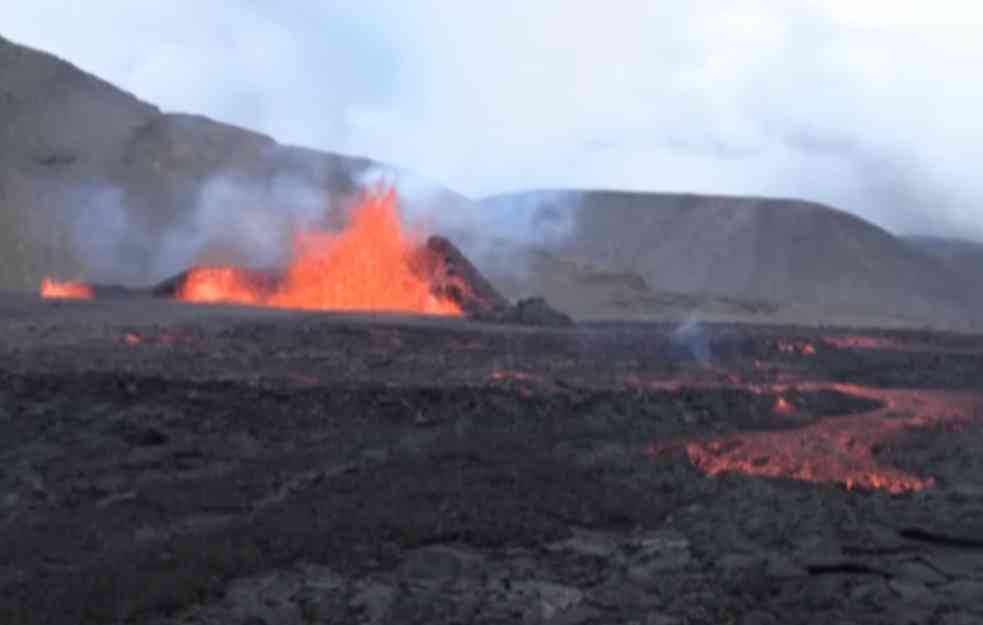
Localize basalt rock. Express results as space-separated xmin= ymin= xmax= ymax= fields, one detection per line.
xmin=418 ymin=236 xmax=511 ymax=317
xmin=474 ymin=296 xmax=575 ymax=327
xmin=420 ymin=237 xmax=573 ymax=326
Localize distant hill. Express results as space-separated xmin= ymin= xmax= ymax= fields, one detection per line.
xmin=0 ymin=34 xmax=470 ymax=289
xmin=1 ymin=33 xmax=979 ymax=330
xmin=479 ymin=191 xmax=978 ymax=329
xmin=904 ymin=236 xmax=983 ymax=309
xmin=904 ymin=236 xmax=983 ymax=279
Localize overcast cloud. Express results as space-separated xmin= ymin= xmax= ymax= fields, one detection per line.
xmin=4 ymin=1 xmax=983 ymax=240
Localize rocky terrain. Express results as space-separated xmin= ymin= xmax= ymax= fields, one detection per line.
xmin=1 ymin=293 xmax=983 ymax=624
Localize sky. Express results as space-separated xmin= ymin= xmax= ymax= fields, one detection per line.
xmin=5 ymin=1 xmax=983 ymax=240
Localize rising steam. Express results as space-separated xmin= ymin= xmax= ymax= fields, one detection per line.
xmin=55 ymin=172 xmax=337 ymax=286
xmin=34 ymin=159 xmax=581 ymax=294
xmin=10 ymin=3 xmax=980 ymax=240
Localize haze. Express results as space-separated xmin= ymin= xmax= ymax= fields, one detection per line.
xmin=6 ymin=1 xmax=982 ymax=241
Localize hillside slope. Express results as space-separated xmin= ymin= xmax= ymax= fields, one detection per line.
xmin=905 ymin=235 xmax=983 ymax=310
xmin=480 ymin=191 xmax=977 ymax=328
xmin=904 ymin=236 xmax=983 ymax=282
xmin=0 ymin=34 xmax=471 ymax=288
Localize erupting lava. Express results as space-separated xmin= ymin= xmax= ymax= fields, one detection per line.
xmin=40 ymin=278 xmax=94 ymax=300
xmin=179 ymin=188 xmax=462 ymax=316
xmin=179 ymin=267 xmax=265 ymax=306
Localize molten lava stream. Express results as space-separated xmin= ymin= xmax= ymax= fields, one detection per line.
xmin=178 ymin=188 xmax=461 ymax=316
xmin=40 ymin=278 xmax=94 ymax=300
xmin=649 ymin=384 xmax=983 ymax=494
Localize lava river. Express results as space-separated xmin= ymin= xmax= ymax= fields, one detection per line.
xmin=649 ymin=383 xmax=983 ymax=494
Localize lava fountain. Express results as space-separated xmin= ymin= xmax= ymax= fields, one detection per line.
xmin=40 ymin=278 xmax=94 ymax=300
xmin=178 ymin=187 xmax=462 ymax=315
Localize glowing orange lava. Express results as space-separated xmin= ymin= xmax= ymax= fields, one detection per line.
xmin=490 ymin=369 xmax=538 ymax=383
xmin=179 ymin=267 xmax=264 ymax=306
xmin=121 ymin=331 xmax=186 ymax=347
xmin=649 ymin=383 xmax=983 ymax=494
xmin=178 ymin=188 xmax=461 ymax=316
xmin=773 ymin=396 xmax=795 ymax=415
xmin=824 ymin=335 xmax=898 ymax=350
xmin=777 ymin=341 xmax=817 ymax=356
xmin=40 ymin=278 xmax=94 ymax=300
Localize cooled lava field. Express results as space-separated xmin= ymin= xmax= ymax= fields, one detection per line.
xmin=2 ymin=293 xmax=983 ymax=625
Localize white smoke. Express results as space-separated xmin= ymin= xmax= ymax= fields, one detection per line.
xmin=352 ymin=165 xmax=582 ymax=282
xmin=54 ymin=171 xmax=336 ymax=285
xmin=671 ymin=316 xmax=712 ymax=365
xmin=6 ymin=2 xmax=983 ymax=244
xmin=67 ymin=186 xmax=134 ymax=280
xmin=161 ymin=173 xmax=327 ymax=271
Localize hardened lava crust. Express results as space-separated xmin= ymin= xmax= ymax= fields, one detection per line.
xmin=1 ymin=291 xmax=983 ymax=625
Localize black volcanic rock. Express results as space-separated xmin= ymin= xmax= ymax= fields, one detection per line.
xmin=87 ymin=283 xmax=141 ymax=299
xmin=421 ymin=235 xmax=511 ymax=317
xmin=474 ymin=296 xmax=574 ymax=327
xmin=421 ymin=236 xmax=573 ymax=326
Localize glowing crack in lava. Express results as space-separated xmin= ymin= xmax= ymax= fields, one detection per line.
xmin=178 ymin=188 xmax=461 ymax=316
xmin=823 ymin=335 xmax=899 ymax=350
xmin=773 ymin=396 xmax=796 ymax=416
xmin=649 ymin=384 xmax=983 ymax=494
xmin=40 ymin=278 xmax=94 ymax=300
xmin=777 ymin=340 xmax=816 ymax=356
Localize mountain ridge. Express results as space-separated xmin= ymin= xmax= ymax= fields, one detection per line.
xmin=479 ymin=190 xmax=977 ymax=328
xmin=1 ymin=33 xmax=465 ymax=288
xmin=0 ymin=33 xmax=978 ymax=330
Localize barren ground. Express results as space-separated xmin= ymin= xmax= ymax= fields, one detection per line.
xmin=1 ymin=292 xmax=983 ymax=625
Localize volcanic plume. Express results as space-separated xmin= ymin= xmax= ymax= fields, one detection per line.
xmin=177 ymin=187 xmax=461 ymax=315
xmin=35 ymin=185 xmax=567 ymax=322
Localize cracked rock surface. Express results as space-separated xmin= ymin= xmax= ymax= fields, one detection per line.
xmin=1 ymin=294 xmax=982 ymax=624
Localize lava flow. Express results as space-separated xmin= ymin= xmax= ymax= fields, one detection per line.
xmin=777 ymin=340 xmax=816 ymax=356
xmin=179 ymin=187 xmax=462 ymax=316
xmin=649 ymin=383 xmax=983 ymax=494
xmin=40 ymin=278 xmax=94 ymax=300
xmin=823 ymin=335 xmax=899 ymax=350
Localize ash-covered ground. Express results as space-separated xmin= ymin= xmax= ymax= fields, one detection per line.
xmin=1 ymin=293 xmax=983 ymax=625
